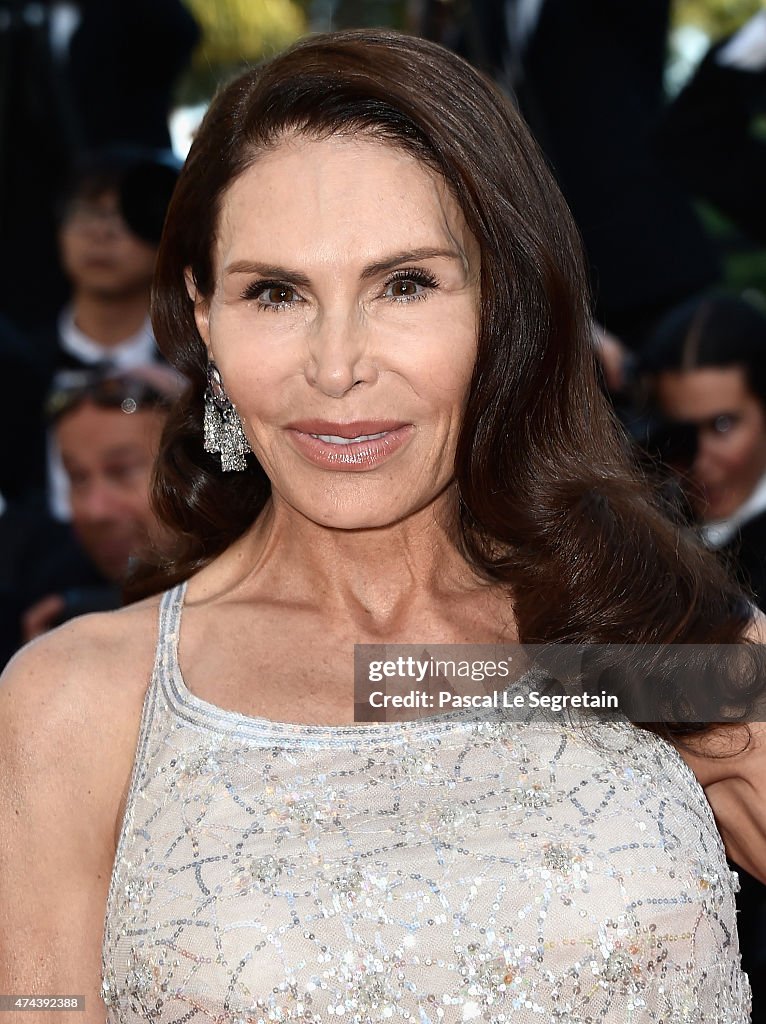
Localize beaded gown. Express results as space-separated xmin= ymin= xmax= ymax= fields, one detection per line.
xmin=100 ymin=584 xmax=751 ymax=1023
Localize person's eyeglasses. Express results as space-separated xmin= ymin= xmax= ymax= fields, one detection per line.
xmin=46 ymin=374 xmax=174 ymax=423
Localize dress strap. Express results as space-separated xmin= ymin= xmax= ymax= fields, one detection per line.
xmin=153 ymin=580 xmax=188 ymax=682
xmin=102 ymin=578 xmax=190 ymax=989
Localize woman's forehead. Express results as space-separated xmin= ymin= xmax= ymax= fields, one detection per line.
xmin=212 ymin=134 xmax=476 ymax=275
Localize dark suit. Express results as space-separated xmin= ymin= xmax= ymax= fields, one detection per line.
xmin=67 ymin=0 xmax=200 ymax=150
xmin=518 ymin=0 xmax=721 ymax=342
xmin=455 ymin=0 xmax=722 ymax=346
xmin=718 ymin=510 xmax=766 ymax=1022
xmin=659 ymin=40 xmax=766 ymax=244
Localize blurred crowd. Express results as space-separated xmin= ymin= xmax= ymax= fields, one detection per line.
xmin=0 ymin=0 xmax=198 ymax=668
xmin=2 ymin=0 xmax=766 ymax=1014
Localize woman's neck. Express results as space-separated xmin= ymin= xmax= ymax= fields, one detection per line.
xmin=194 ymin=491 xmax=491 ymax=632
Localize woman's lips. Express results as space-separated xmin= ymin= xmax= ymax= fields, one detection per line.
xmin=285 ymin=421 xmax=414 ymax=470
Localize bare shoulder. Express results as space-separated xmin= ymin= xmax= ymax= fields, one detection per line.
xmin=0 ymin=595 xmax=163 ymax=812
xmin=0 ymin=596 xmax=163 ymax=1001
xmin=1 ymin=594 xmax=162 ymax=732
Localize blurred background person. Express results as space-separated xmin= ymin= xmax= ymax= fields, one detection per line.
xmin=0 ymin=365 xmax=184 ymax=665
xmin=44 ymin=149 xmax=181 ymax=383
xmin=8 ymin=148 xmax=181 ymax=515
xmin=659 ymin=9 xmax=766 ymax=246
xmin=0 ymin=0 xmax=199 ymax=335
xmin=639 ymin=291 xmax=766 ymax=1019
xmin=0 ymin=2 xmax=194 ymax=520
xmin=43 ymin=151 xmax=171 ymax=382
xmin=640 ymin=292 xmax=766 ymax=610
xmin=442 ymin=0 xmax=723 ymax=351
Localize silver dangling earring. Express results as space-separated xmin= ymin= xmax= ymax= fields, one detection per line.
xmin=203 ymin=359 xmax=252 ymax=472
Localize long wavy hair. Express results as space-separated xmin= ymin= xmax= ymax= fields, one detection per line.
xmin=138 ymin=29 xmax=761 ymax=741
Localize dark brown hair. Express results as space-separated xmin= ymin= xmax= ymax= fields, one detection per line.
xmin=141 ymin=29 xmax=760 ymax=739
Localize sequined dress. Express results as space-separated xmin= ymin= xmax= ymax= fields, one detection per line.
xmin=101 ymin=583 xmax=751 ymax=1023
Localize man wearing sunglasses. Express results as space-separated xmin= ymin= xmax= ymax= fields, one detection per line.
xmin=10 ymin=366 xmax=183 ymax=650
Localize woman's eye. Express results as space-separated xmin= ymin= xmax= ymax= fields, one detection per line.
xmin=388 ymin=279 xmax=421 ymax=299
xmin=383 ymin=270 xmax=437 ymax=303
xmin=243 ymin=281 xmax=301 ymax=309
xmin=264 ymin=285 xmax=296 ymax=304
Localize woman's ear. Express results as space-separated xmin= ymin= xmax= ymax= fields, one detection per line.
xmin=185 ymin=267 xmax=211 ymax=351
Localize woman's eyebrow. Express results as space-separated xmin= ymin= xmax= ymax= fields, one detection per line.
xmin=224 ymin=261 xmax=312 ymax=287
xmin=224 ymin=247 xmax=464 ymax=285
xmin=357 ymin=247 xmax=464 ymax=280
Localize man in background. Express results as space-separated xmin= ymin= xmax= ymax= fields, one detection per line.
xmin=0 ymin=365 xmax=184 ymax=662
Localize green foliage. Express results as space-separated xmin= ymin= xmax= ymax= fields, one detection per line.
xmin=176 ymin=0 xmax=409 ymax=104
xmin=177 ymin=0 xmax=306 ymax=104
xmin=186 ymin=0 xmax=306 ymax=63
xmin=673 ymin=0 xmax=762 ymax=39
xmin=696 ymin=203 xmax=766 ymax=299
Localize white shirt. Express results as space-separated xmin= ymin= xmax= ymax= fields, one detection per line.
xmin=56 ymin=306 xmax=156 ymax=377
xmin=700 ymin=469 xmax=766 ymax=549
xmin=49 ymin=309 xmax=158 ymax=521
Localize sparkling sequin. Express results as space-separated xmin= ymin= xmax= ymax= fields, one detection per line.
xmin=327 ymin=866 xmax=366 ymax=902
xmin=101 ymin=584 xmax=751 ymax=1023
xmin=542 ymin=842 xmax=574 ymax=873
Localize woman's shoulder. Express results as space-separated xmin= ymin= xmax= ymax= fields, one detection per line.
xmin=0 ymin=593 xmax=165 ymax=801
xmin=0 ymin=592 xmax=172 ymax=987
xmin=2 ymin=592 xmax=163 ymax=701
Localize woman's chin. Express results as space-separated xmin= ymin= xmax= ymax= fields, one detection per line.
xmin=276 ymin=490 xmax=430 ymax=531
xmin=270 ymin=477 xmax=453 ymax=532
xmin=297 ymin=506 xmax=412 ymax=531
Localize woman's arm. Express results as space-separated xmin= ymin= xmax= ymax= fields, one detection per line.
xmin=676 ymin=608 xmax=766 ymax=885
xmin=0 ymin=619 xmax=144 ymax=1023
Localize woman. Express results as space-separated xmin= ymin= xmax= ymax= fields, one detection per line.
xmin=1 ymin=30 xmax=765 ymax=1023
xmin=642 ymin=293 xmax=766 ymax=610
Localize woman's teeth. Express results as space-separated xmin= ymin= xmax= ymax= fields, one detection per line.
xmin=310 ymin=431 xmax=389 ymax=444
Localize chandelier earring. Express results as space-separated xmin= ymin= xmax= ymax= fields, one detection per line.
xmin=203 ymin=359 xmax=252 ymax=472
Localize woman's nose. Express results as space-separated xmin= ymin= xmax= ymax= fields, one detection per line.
xmin=304 ymin=309 xmax=377 ymax=397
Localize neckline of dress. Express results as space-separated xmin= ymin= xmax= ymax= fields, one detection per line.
xmin=159 ymin=580 xmax=523 ymax=747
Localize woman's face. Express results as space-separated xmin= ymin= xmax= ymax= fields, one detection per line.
xmin=655 ymin=366 xmax=766 ymax=521
xmin=190 ymin=134 xmax=481 ymax=529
